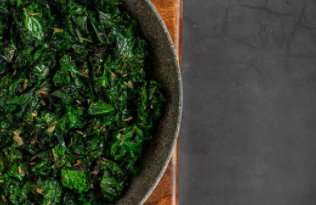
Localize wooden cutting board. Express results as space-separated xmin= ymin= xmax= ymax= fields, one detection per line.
xmin=144 ymin=0 xmax=182 ymax=205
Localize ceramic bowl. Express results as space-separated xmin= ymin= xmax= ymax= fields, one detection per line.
xmin=116 ymin=0 xmax=183 ymax=204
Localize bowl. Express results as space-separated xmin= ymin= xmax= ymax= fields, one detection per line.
xmin=115 ymin=0 xmax=183 ymax=204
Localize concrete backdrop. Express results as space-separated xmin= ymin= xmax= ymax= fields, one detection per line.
xmin=180 ymin=0 xmax=316 ymax=204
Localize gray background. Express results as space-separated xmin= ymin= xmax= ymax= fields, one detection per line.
xmin=180 ymin=0 xmax=316 ymax=205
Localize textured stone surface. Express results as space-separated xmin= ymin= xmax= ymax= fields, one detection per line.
xmin=180 ymin=0 xmax=316 ymax=204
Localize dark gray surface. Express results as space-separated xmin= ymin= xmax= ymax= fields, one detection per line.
xmin=180 ymin=0 xmax=316 ymax=204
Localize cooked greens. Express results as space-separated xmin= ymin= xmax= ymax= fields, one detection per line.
xmin=0 ymin=0 xmax=165 ymax=204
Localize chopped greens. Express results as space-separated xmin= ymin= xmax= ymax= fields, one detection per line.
xmin=0 ymin=0 xmax=165 ymax=204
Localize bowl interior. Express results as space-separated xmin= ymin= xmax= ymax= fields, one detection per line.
xmin=115 ymin=0 xmax=182 ymax=204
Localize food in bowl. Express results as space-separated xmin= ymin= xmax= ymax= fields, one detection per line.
xmin=0 ymin=0 xmax=165 ymax=204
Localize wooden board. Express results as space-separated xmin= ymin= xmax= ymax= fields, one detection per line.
xmin=144 ymin=0 xmax=182 ymax=205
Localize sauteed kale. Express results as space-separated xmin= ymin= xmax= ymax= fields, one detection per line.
xmin=0 ymin=0 xmax=165 ymax=204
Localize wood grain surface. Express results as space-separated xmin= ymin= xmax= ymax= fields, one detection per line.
xmin=144 ymin=0 xmax=182 ymax=205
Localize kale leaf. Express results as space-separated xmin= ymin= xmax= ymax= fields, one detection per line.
xmin=61 ymin=169 xmax=89 ymax=193
xmin=0 ymin=0 xmax=165 ymax=204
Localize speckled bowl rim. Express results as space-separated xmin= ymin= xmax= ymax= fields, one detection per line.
xmin=134 ymin=0 xmax=183 ymax=204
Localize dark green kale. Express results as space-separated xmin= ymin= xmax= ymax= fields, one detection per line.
xmin=0 ymin=0 xmax=165 ymax=204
